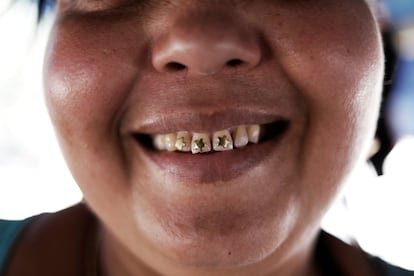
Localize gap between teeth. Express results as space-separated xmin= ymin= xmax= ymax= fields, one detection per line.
xmin=153 ymin=125 xmax=260 ymax=154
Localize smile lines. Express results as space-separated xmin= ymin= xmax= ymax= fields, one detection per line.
xmin=153 ymin=125 xmax=260 ymax=154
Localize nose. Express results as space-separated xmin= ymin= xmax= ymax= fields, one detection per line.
xmin=152 ymin=11 xmax=262 ymax=76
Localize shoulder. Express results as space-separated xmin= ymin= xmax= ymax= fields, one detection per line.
xmin=3 ymin=203 xmax=97 ymax=276
xmin=0 ymin=219 xmax=28 ymax=248
xmin=0 ymin=219 xmax=29 ymax=276
xmin=376 ymin=258 xmax=414 ymax=276
xmin=317 ymin=231 xmax=414 ymax=276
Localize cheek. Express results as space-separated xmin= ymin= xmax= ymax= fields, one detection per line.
xmin=43 ymin=20 xmax=148 ymax=201
xmin=44 ymin=18 xmax=148 ymax=139
xmin=276 ymin=7 xmax=383 ymax=148
xmin=45 ymin=63 xmax=114 ymax=137
xmin=258 ymin=2 xmax=384 ymax=141
xmin=261 ymin=4 xmax=384 ymax=210
xmin=293 ymin=32 xmax=383 ymax=153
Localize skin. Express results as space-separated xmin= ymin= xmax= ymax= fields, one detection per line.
xmin=40 ymin=0 xmax=384 ymax=275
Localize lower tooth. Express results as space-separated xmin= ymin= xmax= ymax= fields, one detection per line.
xmin=191 ymin=133 xmax=211 ymax=154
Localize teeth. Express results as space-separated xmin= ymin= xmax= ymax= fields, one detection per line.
xmin=175 ymin=131 xmax=191 ymax=152
xmin=164 ymin=133 xmax=177 ymax=152
xmin=248 ymin=124 xmax=260 ymax=144
xmin=234 ymin=125 xmax=249 ymax=148
xmin=153 ymin=134 xmax=166 ymax=151
xmin=151 ymin=124 xmax=263 ymax=154
xmin=191 ymin=133 xmax=211 ymax=154
xmin=213 ymin=129 xmax=233 ymax=151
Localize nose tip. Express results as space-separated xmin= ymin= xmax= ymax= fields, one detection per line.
xmin=152 ymin=14 xmax=262 ymax=75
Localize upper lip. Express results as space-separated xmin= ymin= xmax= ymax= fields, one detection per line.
xmin=119 ymin=76 xmax=300 ymax=136
xmin=127 ymin=108 xmax=288 ymax=135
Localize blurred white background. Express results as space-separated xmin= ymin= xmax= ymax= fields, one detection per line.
xmin=0 ymin=0 xmax=413 ymax=271
xmin=0 ymin=0 xmax=82 ymax=219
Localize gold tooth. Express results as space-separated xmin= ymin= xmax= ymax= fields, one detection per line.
xmin=213 ymin=129 xmax=233 ymax=151
xmin=191 ymin=133 xmax=211 ymax=154
xmin=175 ymin=131 xmax=191 ymax=152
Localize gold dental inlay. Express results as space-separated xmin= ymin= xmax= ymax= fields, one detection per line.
xmin=175 ymin=137 xmax=186 ymax=151
xmin=194 ymin=139 xmax=206 ymax=152
xmin=218 ymin=136 xmax=230 ymax=148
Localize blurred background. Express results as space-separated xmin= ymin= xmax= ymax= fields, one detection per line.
xmin=0 ymin=0 xmax=413 ymax=270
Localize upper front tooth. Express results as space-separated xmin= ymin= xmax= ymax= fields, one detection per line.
xmin=248 ymin=125 xmax=260 ymax=144
xmin=213 ymin=129 xmax=233 ymax=151
xmin=234 ymin=125 xmax=248 ymax=148
xmin=175 ymin=131 xmax=191 ymax=152
xmin=191 ymin=133 xmax=211 ymax=154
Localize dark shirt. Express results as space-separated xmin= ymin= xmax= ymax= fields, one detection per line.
xmin=0 ymin=219 xmax=413 ymax=276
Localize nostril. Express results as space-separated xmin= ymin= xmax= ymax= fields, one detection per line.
xmin=165 ymin=62 xmax=187 ymax=72
xmin=226 ymin=59 xmax=244 ymax=67
xmin=151 ymin=15 xmax=262 ymax=75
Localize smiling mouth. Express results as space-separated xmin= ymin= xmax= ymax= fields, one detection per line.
xmin=133 ymin=120 xmax=289 ymax=154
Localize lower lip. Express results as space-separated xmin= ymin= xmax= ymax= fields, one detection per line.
xmin=137 ymin=130 xmax=289 ymax=184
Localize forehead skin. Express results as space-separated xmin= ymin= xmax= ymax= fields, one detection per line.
xmin=44 ymin=0 xmax=384 ymax=275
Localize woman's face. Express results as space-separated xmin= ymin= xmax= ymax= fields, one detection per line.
xmin=45 ymin=0 xmax=383 ymax=272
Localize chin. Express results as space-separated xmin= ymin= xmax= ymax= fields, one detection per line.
xmin=133 ymin=191 xmax=300 ymax=269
